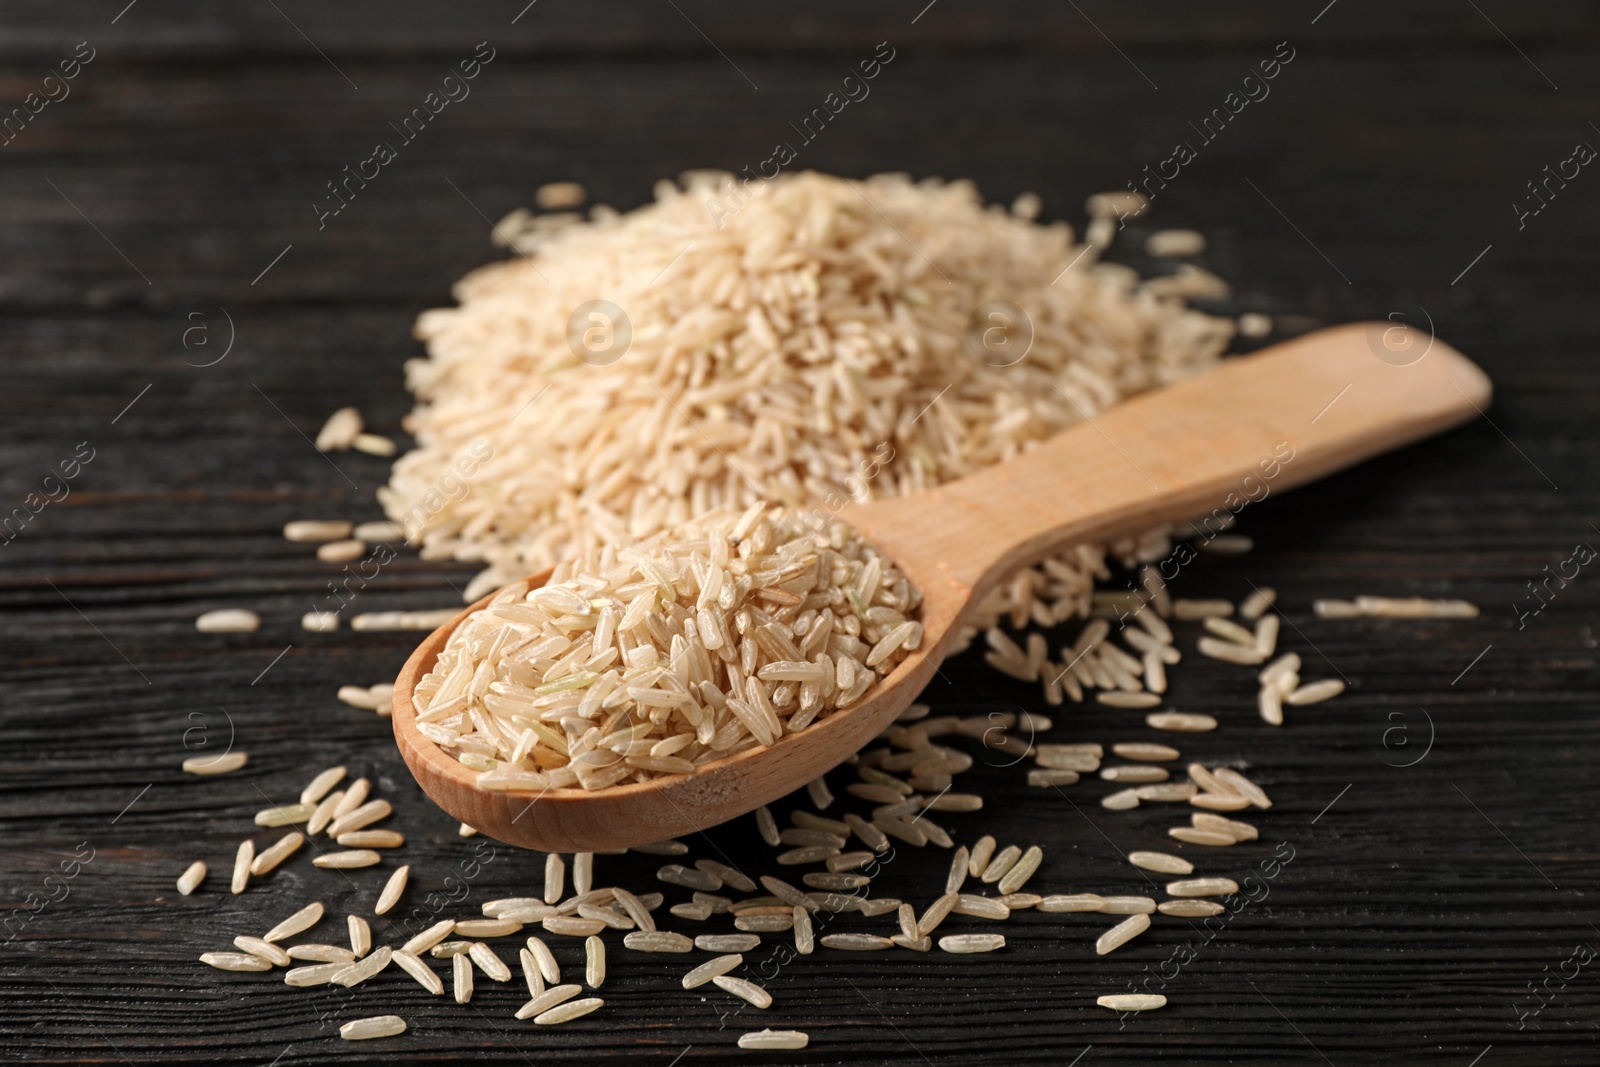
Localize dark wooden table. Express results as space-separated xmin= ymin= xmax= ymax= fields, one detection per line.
xmin=2 ymin=3 xmax=1597 ymax=1063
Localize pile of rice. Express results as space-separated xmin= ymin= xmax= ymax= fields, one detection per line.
xmin=380 ymin=170 xmax=1234 ymax=641
xmin=412 ymin=504 xmax=921 ymax=789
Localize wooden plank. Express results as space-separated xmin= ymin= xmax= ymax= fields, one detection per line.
xmin=1 ymin=0 xmax=1597 ymax=59
xmin=1 ymin=5 xmax=1598 ymax=1064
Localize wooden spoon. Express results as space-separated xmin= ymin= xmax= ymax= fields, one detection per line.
xmin=392 ymin=323 xmax=1491 ymax=852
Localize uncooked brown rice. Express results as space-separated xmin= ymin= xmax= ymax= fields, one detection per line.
xmin=385 ymin=171 xmax=1232 ymax=647
xmin=177 ymin=860 xmax=206 ymax=895
xmin=412 ymin=505 xmax=920 ymax=790
xmin=739 ymin=1030 xmax=809 ymax=1050
xmin=1095 ymin=913 xmax=1151 ymax=955
xmin=230 ymin=841 xmax=253 ymax=895
xmin=182 ymin=751 xmax=248 ymax=775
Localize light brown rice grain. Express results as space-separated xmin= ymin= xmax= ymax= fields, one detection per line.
xmin=1100 ymin=765 xmax=1170 ymax=783
xmin=1128 ymin=850 xmax=1193 ymax=875
xmin=968 ymin=835 xmax=997 ymax=878
xmin=793 ymin=907 xmax=814 ymax=954
xmin=177 ymin=860 xmax=206 ymax=896
xmin=1166 ymin=877 xmax=1240 ymax=898
xmin=1101 ymin=896 xmax=1157 ymax=915
xmin=307 ymin=790 xmax=343 ymax=835
xmin=182 ymin=751 xmax=248 ymax=775
xmin=682 ymin=953 xmax=743 ymax=989
xmin=325 ymin=799 xmax=391 ymax=838
xmin=1354 ymin=595 xmax=1479 ymax=618
xmin=1097 ymin=993 xmax=1166 ymax=1011
xmin=375 ymin=865 xmax=409 ymax=915
xmin=255 ymin=803 xmax=316 ymax=828
xmin=712 ymin=974 xmax=773 ymax=1008
xmin=1135 ymin=783 xmax=1198 ymax=802
xmin=1238 ymin=311 xmax=1272 ymax=338
xmin=543 ymin=853 xmax=566 ymax=904
xmin=232 ymin=935 xmax=290 ymax=967
xmin=1039 ymin=894 xmax=1105 ymax=913
xmin=1096 ymin=913 xmax=1151 ymax=955
xmin=916 ymin=892 xmax=960 ymax=937
xmin=353 ymin=433 xmax=397 ymax=458
xmin=315 ymin=407 xmax=362 ymax=451
xmin=1027 ymin=769 xmax=1080 ymax=787
xmin=401 ymin=920 xmax=456 ymax=956
xmin=262 ymin=902 xmax=321 ymax=940
xmin=470 ymin=941 xmax=513 ymax=982
xmin=623 ymin=930 xmax=693 ymax=953
xmin=1212 ymin=767 xmax=1272 ymax=808
xmin=1190 ymin=792 xmax=1253 ymax=812
xmin=284 ymin=961 xmax=347 ymax=987
xmin=657 ymin=864 xmax=721 ymax=891
xmin=1146 ymin=711 xmax=1217 ymax=732
xmin=393 ymin=949 xmax=443 ymax=994
xmin=1173 ymin=599 xmax=1232 ymax=620
xmin=333 ymin=945 xmax=391 ymax=988
xmin=820 ymin=933 xmax=893 ymax=951
xmin=1145 ymin=228 xmax=1206 ymax=257
xmin=1203 ymin=616 xmax=1258 ymax=646
xmin=1287 ymin=678 xmax=1346 ymax=705
xmin=347 ymin=914 xmax=371 ymax=957
xmin=287 ymin=943 xmax=354 ymax=963
xmin=313 ymin=850 xmax=380 ymax=869
xmin=336 ymin=685 xmax=382 ymax=710
xmin=1259 ymin=684 xmax=1284 ymax=726
xmin=939 ymin=933 xmax=1005 ymax=953
xmin=516 ymin=983 xmax=583 ymax=1019
xmin=981 ymin=845 xmax=1022 ymax=883
xmin=1239 ymin=586 xmax=1276 ymax=620
xmin=519 ymin=947 xmax=544 ymax=997
xmin=613 ymin=887 xmax=656 ymax=932
xmin=1096 ymin=690 xmax=1161 ymax=708
xmin=946 ymin=847 xmax=970 ymax=894
xmin=317 ymin=539 xmax=366 ymax=563
xmin=997 ymin=846 xmax=1043 ymax=894
xmin=1197 ymin=636 xmax=1267 ymax=665
xmin=195 ymin=609 xmax=259 ymax=633
xmin=544 ymin=916 xmax=606 ymax=937
xmin=954 ymin=894 xmax=1011 ymax=920
xmin=199 ymin=953 xmax=273 ymax=979
xmin=1168 ymin=827 xmax=1237 ymax=846
xmin=1158 ymin=899 xmax=1225 ymax=918
xmin=533 ymin=996 xmax=604 ymax=1025
xmin=1113 ymin=742 xmax=1179 ymax=762
xmin=1194 ymin=813 xmax=1259 ymax=841
xmin=284 ymin=519 xmax=352 ymax=543
xmin=739 ymin=1030 xmax=809 ymax=1050
xmin=300 ymin=765 xmax=347 ymax=805
xmin=1254 ymin=613 xmax=1280 ymax=656
xmin=336 ymin=829 xmax=403 ymax=849
xmin=1101 ymin=788 xmax=1141 ymax=810
xmin=526 ymin=936 xmax=561 ymax=983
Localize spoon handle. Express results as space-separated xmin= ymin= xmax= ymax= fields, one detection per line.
xmin=844 ymin=323 xmax=1491 ymax=604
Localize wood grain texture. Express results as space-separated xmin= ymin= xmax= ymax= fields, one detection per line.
xmin=1 ymin=2 xmax=1597 ymax=1064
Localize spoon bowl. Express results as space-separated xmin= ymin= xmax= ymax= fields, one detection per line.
xmin=393 ymin=323 xmax=1491 ymax=852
